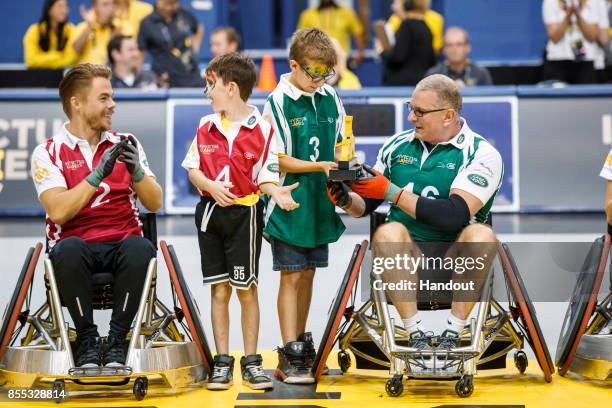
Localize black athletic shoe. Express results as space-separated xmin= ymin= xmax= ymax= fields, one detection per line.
xmin=241 ymin=354 xmax=273 ymax=390
xmin=274 ymin=341 xmax=314 ymax=384
xmin=103 ymin=334 xmax=126 ymax=367
xmin=436 ymin=330 xmax=460 ymax=351
xmin=298 ymin=331 xmax=328 ymax=374
xmin=207 ymin=354 xmax=234 ymax=390
xmin=75 ymin=336 xmax=100 ymax=368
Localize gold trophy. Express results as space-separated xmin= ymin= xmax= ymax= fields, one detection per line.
xmin=329 ymin=115 xmax=363 ymax=181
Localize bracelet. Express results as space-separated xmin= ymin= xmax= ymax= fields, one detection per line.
xmin=393 ymin=190 xmax=404 ymax=205
xmin=384 ymin=183 xmax=402 ymax=203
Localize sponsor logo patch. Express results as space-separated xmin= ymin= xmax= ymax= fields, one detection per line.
xmin=289 ymin=117 xmax=306 ymax=127
xmin=468 ymin=173 xmax=489 ymax=187
xmin=32 ymin=160 xmax=50 ymax=184
xmin=437 ymin=161 xmax=456 ymax=170
xmin=267 ymin=163 xmax=279 ymax=173
xmin=199 ymin=144 xmax=219 ymax=154
xmin=397 ymin=154 xmax=418 ymax=165
xmin=247 ymin=116 xmax=256 ymax=126
xmin=457 ymin=134 xmax=465 ymax=144
xmin=244 ymin=152 xmax=255 ymax=160
xmin=65 ymin=159 xmax=85 ymax=170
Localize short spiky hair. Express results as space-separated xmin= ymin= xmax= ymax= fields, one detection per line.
xmin=415 ymin=74 xmax=462 ymax=113
xmin=59 ymin=64 xmax=112 ymax=117
xmin=205 ymin=52 xmax=257 ymax=101
xmin=289 ymin=28 xmax=337 ymax=68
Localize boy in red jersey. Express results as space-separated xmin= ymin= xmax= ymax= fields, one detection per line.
xmin=181 ymin=53 xmax=298 ymax=390
xmin=30 ymin=63 xmax=163 ymax=368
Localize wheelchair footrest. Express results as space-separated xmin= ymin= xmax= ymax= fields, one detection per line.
xmin=68 ymin=365 xmax=133 ymax=378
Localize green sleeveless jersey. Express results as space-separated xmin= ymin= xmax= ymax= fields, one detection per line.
xmin=262 ymin=74 xmax=346 ymax=248
xmin=375 ymin=120 xmax=503 ymax=242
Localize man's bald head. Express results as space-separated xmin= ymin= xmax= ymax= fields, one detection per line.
xmin=415 ymin=74 xmax=462 ymax=113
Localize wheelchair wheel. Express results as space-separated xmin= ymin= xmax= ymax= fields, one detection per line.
xmin=160 ymin=241 xmax=214 ymax=378
xmin=455 ymin=375 xmax=474 ymax=398
xmin=385 ymin=374 xmax=403 ymax=397
xmin=498 ymin=243 xmax=554 ymax=382
xmin=514 ymin=350 xmax=528 ymax=374
xmin=338 ymin=350 xmax=351 ymax=373
xmin=555 ymin=235 xmax=608 ymax=376
xmin=133 ymin=376 xmax=148 ymax=401
xmin=312 ymin=240 xmax=367 ymax=381
xmin=0 ymin=243 xmax=42 ymax=362
xmin=52 ymin=379 xmax=65 ymax=403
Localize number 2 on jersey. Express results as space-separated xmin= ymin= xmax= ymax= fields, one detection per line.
xmin=91 ymin=182 xmax=111 ymax=208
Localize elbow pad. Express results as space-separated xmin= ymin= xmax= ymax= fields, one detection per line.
xmin=415 ymin=194 xmax=471 ymax=232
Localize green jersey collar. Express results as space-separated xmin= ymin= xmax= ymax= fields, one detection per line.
xmin=408 ymin=118 xmax=473 ymax=149
xmin=278 ymin=73 xmax=327 ymax=101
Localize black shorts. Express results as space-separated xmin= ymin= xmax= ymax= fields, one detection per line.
xmin=195 ymin=197 xmax=263 ymax=289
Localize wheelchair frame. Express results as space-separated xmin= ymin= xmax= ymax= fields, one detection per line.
xmin=0 ymin=215 xmax=211 ymax=402
xmin=316 ymin=214 xmax=554 ymax=398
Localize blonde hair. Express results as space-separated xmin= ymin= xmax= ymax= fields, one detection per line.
xmin=289 ymin=28 xmax=337 ymax=68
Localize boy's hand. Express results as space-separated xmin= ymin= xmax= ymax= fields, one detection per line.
xmin=270 ymin=182 xmax=300 ymax=211
xmin=319 ymin=161 xmax=338 ymax=177
xmin=207 ymin=180 xmax=237 ymax=207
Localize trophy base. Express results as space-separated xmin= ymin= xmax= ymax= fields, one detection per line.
xmin=329 ymin=168 xmax=359 ymax=181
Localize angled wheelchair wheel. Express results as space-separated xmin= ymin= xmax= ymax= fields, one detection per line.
xmin=160 ymin=240 xmax=214 ymax=378
xmin=0 ymin=243 xmax=42 ymax=362
xmin=312 ymin=240 xmax=367 ymax=381
xmin=498 ymin=242 xmax=554 ymax=382
xmin=555 ymin=235 xmax=608 ymax=376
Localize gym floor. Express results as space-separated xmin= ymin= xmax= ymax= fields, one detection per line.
xmin=1 ymin=213 xmax=610 ymax=406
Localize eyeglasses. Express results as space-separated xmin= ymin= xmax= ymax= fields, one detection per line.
xmin=405 ymin=102 xmax=449 ymax=118
xmin=299 ymin=63 xmax=336 ymax=82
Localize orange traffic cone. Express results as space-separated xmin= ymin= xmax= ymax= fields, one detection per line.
xmin=257 ymin=54 xmax=277 ymax=92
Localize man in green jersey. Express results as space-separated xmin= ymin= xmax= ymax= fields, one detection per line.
xmin=263 ymin=28 xmax=346 ymax=383
xmin=328 ymin=74 xmax=503 ymax=351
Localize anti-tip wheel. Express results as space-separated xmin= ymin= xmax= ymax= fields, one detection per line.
xmin=455 ymin=375 xmax=474 ymax=398
xmin=338 ymin=350 xmax=351 ymax=373
xmin=514 ymin=350 xmax=528 ymax=374
xmin=385 ymin=374 xmax=403 ymax=397
xmin=133 ymin=376 xmax=148 ymax=401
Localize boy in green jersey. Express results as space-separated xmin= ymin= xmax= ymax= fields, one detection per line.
xmin=263 ymin=28 xmax=346 ymax=383
xmin=328 ymin=74 xmax=502 ymax=352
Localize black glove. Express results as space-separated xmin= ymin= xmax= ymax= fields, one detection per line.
xmin=85 ymin=142 xmax=124 ymax=187
xmin=326 ymin=180 xmax=352 ymax=209
xmin=120 ymin=135 xmax=145 ymax=183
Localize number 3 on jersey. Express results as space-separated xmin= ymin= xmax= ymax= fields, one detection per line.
xmin=309 ymin=136 xmax=320 ymax=161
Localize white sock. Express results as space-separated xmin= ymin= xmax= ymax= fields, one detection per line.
xmin=402 ymin=314 xmax=425 ymax=336
xmin=445 ymin=313 xmax=468 ymax=335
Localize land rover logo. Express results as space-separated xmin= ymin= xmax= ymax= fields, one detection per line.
xmin=267 ymin=163 xmax=279 ymax=173
xmin=468 ymin=173 xmax=488 ymax=187
xmin=247 ymin=116 xmax=256 ymax=125
xmin=457 ymin=134 xmax=465 ymax=144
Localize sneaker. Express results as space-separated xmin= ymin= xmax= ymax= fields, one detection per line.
xmin=436 ymin=330 xmax=460 ymax=351
xmin=408 ymin=330 xmax=434 ymax=350
xmin=298 ymin=332 xmax=328 ymax=374
xmin=241 ymin=354 xmax=273 ymax=390
xmin=207 ymin=354 xmax=234 ymax=390
xmin=103 ymin=334 xmax=126 ymax=367
xmin=274 ymin=341 xmax=315 ymax=384
xmin=75 ymin=336 xmax=100 ymax=368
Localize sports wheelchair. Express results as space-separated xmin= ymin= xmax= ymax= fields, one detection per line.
xmin=556 ymin=233 xmax=611 ymax=380
xmin=311 ymin=212 xmax=554 ymax=398
xmin=0 ymin=214 xmax=214 ymax=402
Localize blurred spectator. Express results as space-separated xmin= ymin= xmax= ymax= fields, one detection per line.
xmin=380 ymin=0 xmax=435 ymax=86
xmin=592 ymin=0 xmax=610 ymax=82
xmin=108 ymin=34 xmax=164 ymax=89
xmin=210 ymin=26 xmax=241 ymax=58
xmin=23 ymin=0 xmax=77 ymax=69
xmin=73 ymin=0 xmax=117 ymax=65
xmin=327 ymin=38 xmax=361 ymax=89
xmin=387 ymin=0 xmax=444 ymax=55
xmin=542 ymin=0 xmax=600 ymax=84
xmin=297 ymin=0 xmax=365 ymax=64
xmin=605 ymin=0 xmax=612 ymax=79
xmin=426 ymin=27 xmax=492 ymax=87
xmin=113 ymin=0 xmax=153 ymax=37
xmin=138 ymin=0 xmax=204 ymax=87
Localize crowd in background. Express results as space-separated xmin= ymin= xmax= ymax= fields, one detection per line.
xmin=21 ymin=0 xmax=612 ymax=89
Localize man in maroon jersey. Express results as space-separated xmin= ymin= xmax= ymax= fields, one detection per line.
xmin=30 ymin=63 xmax=163 ymax=368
